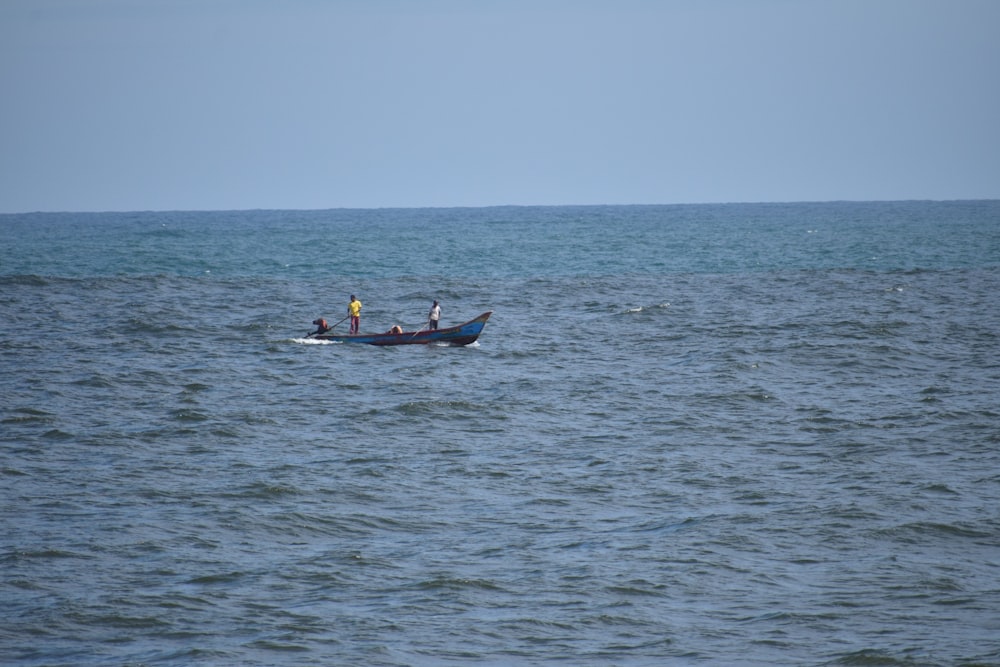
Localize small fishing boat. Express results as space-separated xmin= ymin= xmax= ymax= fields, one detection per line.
xmin=313 ymin=311 xmax=493 ymax=346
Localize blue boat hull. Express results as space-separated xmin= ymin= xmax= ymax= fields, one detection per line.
xmin=315 ymin=311 xmax=493 ymax=346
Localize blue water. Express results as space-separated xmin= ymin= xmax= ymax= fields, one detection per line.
xmin=2 ymin=201 xmax=1000 ymax=666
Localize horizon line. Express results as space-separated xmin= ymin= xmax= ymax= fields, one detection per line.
xmin=3 ymin=198 xmax=998 ymax=216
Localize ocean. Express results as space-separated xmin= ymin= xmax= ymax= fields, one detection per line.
xmin=2 ymin=201 xmax=999 ymax=666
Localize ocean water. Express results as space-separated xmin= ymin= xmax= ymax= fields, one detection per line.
xmin=2 ymin=201 xmax=999 ymax=666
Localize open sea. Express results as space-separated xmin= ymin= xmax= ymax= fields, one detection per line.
xmin=2 ymin=201 xmax=1000 ymax=666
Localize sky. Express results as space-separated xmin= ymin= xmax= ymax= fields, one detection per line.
xmin=1 ymin=0 xmax=998 ymax=212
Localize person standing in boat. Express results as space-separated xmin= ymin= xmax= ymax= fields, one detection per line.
xmin=347 ymin=295 xmax=362 ymax=334
xmin=428 ymin=300 xmax=441 ymax=330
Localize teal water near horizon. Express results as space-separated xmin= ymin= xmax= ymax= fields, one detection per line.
xmin=2 ymin=201 xmax=1000 ymax=666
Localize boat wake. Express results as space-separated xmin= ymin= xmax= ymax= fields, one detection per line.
xmin=624 ymin=302 xmax=670 ymax=314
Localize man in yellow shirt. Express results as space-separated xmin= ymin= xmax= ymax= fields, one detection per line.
xmin=347 ymin=295 xmax=362 ymax=334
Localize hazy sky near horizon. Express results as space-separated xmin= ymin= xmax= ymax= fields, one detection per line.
xmin=2 ymin=0 xmax=998 ymax=212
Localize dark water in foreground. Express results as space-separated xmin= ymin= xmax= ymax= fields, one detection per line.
xmin=2 ymin=202 xmax=1000 ymax=665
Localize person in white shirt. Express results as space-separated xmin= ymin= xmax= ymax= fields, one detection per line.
xmin=428 ymin=300 xmax=441 ymax=330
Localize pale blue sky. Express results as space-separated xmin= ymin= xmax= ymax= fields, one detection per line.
xmin=2 ymin=0 xmax=998 ymax=212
